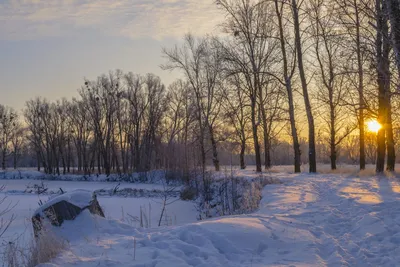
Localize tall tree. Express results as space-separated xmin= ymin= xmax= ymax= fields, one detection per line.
xmin=375 ymin=0 xmax=393 ymax=172
xmin=309 ymin=0 xmax=354 ymax=170
xmin=335 ymin=0 xmax=368 ymax=170
xmin=0 ymin=106 xmax=18 ymax=170
xmin=216 ymin=0 xmax=277 ymax=172
xmin=273 ymin=0 xmax=301 ymax=172
xmin=291 ymin=0 xmax=317 ymax=173
xmin=221 ymin=74 xmax=250 ymax=170
xmin=386 ymin=0 xmax=400 ymax=74
xmin=162 ymin=34 xmax=223 ymax=172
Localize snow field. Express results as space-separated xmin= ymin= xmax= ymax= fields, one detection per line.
xmin=0 ymin=182 xmax=197 ymax=266
xmin=3 ymin=170 xmax=400 ymax=266
xmin=29 ymin=172 xmax=400 ymax=267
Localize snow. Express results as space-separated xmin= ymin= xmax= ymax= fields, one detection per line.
xmin=0 ymin=186 xmax=197 ymax=259
xmin=3 ymin=168 xmax=400 ymax=266
xmin=33 ymin=189 xmax=94 ymax=217
xmin=28 ymin=171 xmax=400 ymax=267
xmin=100 ymin=197 xmax=197 ymax=227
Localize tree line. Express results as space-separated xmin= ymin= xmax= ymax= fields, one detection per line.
xmin=1 ymin=0 xmax=400 ymax=175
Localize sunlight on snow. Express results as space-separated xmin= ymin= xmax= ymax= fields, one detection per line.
xmin=341 ymin=186 xmax=382 ymax=204
xmin=389 ymin=180 xmax=400 ymax=194
xmin=199 ymin=217 xmax=266 ymax=230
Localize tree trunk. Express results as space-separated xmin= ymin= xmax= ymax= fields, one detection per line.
xmin=264 ymin=134 xmax=271 ymax=169
xmin=251 ymin=99 xmax=262 ymax=172
xmin=292 ymin=0 xmax=316 ymax=173
xmin=258 ymin=81 xmax=271 ymax=170
xmin=2 ymin=149 xmax=6 ymax=170
xmin=184 ymin=116 xmax=189 ymax=179
xmin=209 ymin=125 xmax=220 ymax=171
xmin=386 ymin=102 xmax=395 ymax=171
xmin=375 ymin=0 xmax=390 ymax=173
xmin=386 ymin=0 xmax=399 ymax=171
xmin=386 ymin=0 xmax=400 ymax=73
xmin=376 ymin=106 xmax=386 ymax=173
xmin=67 ymin=140 xmax=71 ymax=173
xmin=13 ymin=151 xmax=17 ymax=169
xmin=274 ymin=0 xmax=301 ymax=173
xmin=383 ymin=0 xmax=392 ymax=171
xmin=288 ymin=83 xmax=301 ymax=173
xmin=260 ymin=104 xmax=271 ymax=169
xmin=37 ymin=151 xmax=41 ymax=172
xmin=97 ymin=149 xmax=101 ymax=174
xmin=240 ymin=139 xmax=246 ymax=170
xmin=355 ymin=1 xmax=366 ymax=170
xmin=330 ymin=142 xmax=337 ymax=170
xmin=134 ymin=132 xmax=140 ymax=172
xmin=199 ymin=136 xmax=206 ymax=173
xmin=330 ymin=102 xmax=337 ymax=170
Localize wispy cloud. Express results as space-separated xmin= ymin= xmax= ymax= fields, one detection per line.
xmin=0 ymin=0 xmax=223 ymax=40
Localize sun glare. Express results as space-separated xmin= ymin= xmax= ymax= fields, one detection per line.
xmin=367 ymin=120 xmax=382 ymax=133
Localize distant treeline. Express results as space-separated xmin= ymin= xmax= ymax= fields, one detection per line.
xmin=2 ymin=0 xmax=400 ymax=174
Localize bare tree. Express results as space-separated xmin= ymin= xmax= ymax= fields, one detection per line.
xmin=335 ymin=0 xmax=369 ymax=170
xmin=220 ymin=74 xmax=251 ymax=169
xmin=272 ymin=0 xmax=302 ymax=172
xmin=123 ymin=73 xmax=147 ymax=172
xmin=10 ymin=121 xmax=25 ymax=170
xmin=0 ymin=106 xmax=19 ymax=170
xmin=162 ymin=34 xmax=223 ymax=172
xmin=386 ymin=0 xmax=400 ymax=75
xmin=80 ymin=71 xmax=122 ymax=176
xmin=68 ymin=99 xmax=92 ymax=174
xmin=291 ymin=0 xmax=317 ymax=173
xmin=164 ymin=80 xmax=195 ymax=176
xmin=216 ymin=0 xmax=278 ymax=172
xmin=375 ymin=0 xmax=393 ymax=172
xmin=309 ymin=0 xmax=355 ymax=170
xmin=141 ymin=74 xmax=167 ymax=171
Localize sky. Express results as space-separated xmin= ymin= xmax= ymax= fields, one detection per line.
xmin=0 ymin=0 xmax=223 ymax=111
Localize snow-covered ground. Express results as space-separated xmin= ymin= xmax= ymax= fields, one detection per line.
xmin=0 ymin=180 xmax=197 ymax=260
xmin=33 ymin=172 xmax=400 ymax=267
xmin=2 ymin=194 xmax=197 ymax=245
xmin=2 ymin=168 xmax=400 ymax=266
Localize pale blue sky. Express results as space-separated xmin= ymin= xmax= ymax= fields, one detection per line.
xmin=0 ymin=0 xmax=222 ymax=110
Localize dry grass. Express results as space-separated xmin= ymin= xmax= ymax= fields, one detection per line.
xmin=3 ymin=226 xmax=67 ymax=267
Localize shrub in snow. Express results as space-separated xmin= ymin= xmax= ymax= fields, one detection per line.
xmin=193 ymin=171 xmax=281 ymax=220
xmin=180 ymin=186 xmax=197 ymax=200
xmin=24 ymin=181 xmax=49 ymax=195
xmin=32 ymin=190 xmax=104 ymax=237
xmin=27 ymin=227 xmax=67 ymax=267
xmin=3 ymin=225 xmax=67 ymax=267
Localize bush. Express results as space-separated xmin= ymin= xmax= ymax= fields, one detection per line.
xmin=194 ymin=172 xmax=281 ymax=220
xmin=180 ymin=187 xmax=197 ymax=200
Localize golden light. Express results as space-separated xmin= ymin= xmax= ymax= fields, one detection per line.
xmin=366 ymin=120 xmax=382 ymax=133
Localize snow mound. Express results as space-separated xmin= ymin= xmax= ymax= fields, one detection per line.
xmin=41 ymin=211 xmax=315 ymax=267
xmin=33 ymin=189 xmax=93 ymax=217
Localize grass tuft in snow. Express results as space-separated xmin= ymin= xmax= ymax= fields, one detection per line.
xmin=27 ymin=227 xmax=67 ymax=267
xmin=3 ymin=226 xmax=67 ymax=267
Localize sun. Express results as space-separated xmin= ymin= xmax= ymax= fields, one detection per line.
xmin=367 ymin=120 xmax=382 ymax=133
